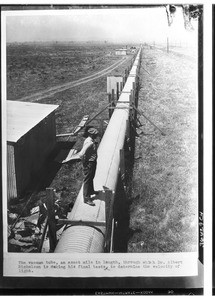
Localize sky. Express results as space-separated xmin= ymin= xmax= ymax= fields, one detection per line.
xmin=5 ymin=7 xmax=198 ymax=45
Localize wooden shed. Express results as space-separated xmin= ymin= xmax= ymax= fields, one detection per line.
xmin=7 ymin=101 xmax=58 ymax=201
xmin=115 ymin=48 xmax=127 ymax=56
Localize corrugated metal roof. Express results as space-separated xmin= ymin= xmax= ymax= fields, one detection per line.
xmin=7 ymin=100 xmax=58 ymax=143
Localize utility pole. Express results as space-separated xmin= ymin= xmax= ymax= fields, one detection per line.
xmin=167 ymin=37 xmax=169 ymax=53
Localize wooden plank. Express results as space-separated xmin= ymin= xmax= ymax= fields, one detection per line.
xmin=7 ymin=145 xmax=17 ymax=201
xmin=56 ymin=132 xmax=75 ymax=137
xmin=38 ymin=217 xmax=48 ymax=252
xmin=73 ymin=115 xmax=89 ymax=134
xmin=57 ymin=219 xmax=106 ymax=227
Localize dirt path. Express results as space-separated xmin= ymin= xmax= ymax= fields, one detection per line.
xmin=17 ymin=56 xmax=130 ymax=103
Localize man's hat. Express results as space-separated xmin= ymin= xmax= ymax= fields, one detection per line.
xmin=88 ymin=127 xmax=98 ymax=136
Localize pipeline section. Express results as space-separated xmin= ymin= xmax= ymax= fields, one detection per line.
xmin=55 ymin=48 xmax=142 ymax=253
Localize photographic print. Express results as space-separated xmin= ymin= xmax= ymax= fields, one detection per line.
xmin=1 ymin=3 xmax=203 ymax=294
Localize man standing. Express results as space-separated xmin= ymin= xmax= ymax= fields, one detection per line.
xmin=78 ymin=127 xmax=99 ymax=206
xmin=62 ymin=127 xmax=99 ymax=206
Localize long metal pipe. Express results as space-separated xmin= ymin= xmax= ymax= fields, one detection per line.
xmin=55 ymin=48 xmax=142 ymax=253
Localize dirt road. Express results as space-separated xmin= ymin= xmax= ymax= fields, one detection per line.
xmin=17 ymin=56 xmax=130 ymax=103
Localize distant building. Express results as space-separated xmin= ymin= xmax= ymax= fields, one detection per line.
xmin=130 ymin=49 xmax=136 ymax=54
xmin=129 ymin=46 xmax=137 ymax=54
xmin=7 ymin=100 xmax=58 ymax=201
xmin=115 ymin=48 xmax=127 ymax=56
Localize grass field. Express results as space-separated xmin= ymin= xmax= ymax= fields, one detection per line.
xmin=7 ymin=42 xmax=126 ymax=99
xmin=128 ymin=45 xmax=198 ymax=252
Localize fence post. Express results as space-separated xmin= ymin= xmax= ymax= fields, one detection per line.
xmin=46 ymin=188 xmax=57 ymax=252
xmin=123 ymin=74 xmax=126 ymax=87
xmin=107 ymin=93 xmax=112 ymax=119
xmin=125 ymin=68 xmax=128 ymax=81
xmin=108 ymin=89 xmax=115 ymax=119
xmin=111 ymin=88 xmax=115 ymax=103
xmin=116 ymin=82 xmax=119 ymax=100
xmin=104 ymin=189 xmax=114 ymax=252
xmin=120 ymin=81 xmax=123 ymax=93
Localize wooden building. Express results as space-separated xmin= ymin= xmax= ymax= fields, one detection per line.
xmin=115 ymin=48 xmax=127 ymax=56
xmin=7 ymin=101 xmax=58 ymax=201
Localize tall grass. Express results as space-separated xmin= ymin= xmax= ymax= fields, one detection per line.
xmin=128 ymin=46 xmax=198 ymax=253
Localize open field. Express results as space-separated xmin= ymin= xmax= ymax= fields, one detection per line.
xmin=6 ymin=42 xmax=135 ymax=252
xmin=7 ymin=42 xmax=198 ymax=253
xmin=7 ymin=42 xmax=130 ymax=100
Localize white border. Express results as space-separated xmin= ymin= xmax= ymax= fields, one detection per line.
xmin=1 ymin=9 xmax=7 ymax=255
xmin=1 ymin=1 xmax=208 ymax=294
xmin=203 ymin=3 xmax=212 ymax=297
